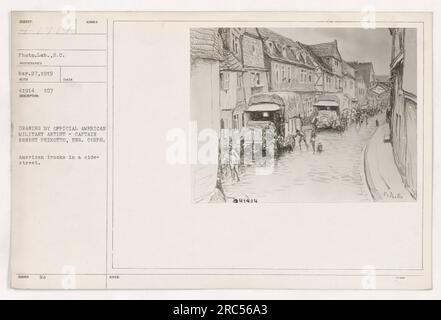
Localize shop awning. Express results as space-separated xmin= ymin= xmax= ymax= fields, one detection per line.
xmin=247 ymin=103 xmax=281 ymax=112
xmin=313 ymin=100 xmax=339 ymax=107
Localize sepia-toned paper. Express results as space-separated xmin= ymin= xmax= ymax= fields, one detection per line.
xmin=10 ymin=11 xmax=432 ymax=289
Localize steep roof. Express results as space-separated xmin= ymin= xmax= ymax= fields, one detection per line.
xmin=257 ymin=28 xmax=344 ymax=74
xmin=342 ymin=60 xmax=355 ymax=78
xmin=257 ymin=28 xmax=315 ymax=69
xmin=258 ymin=28 xmax=296 ymax=46
xmin=220 ymin=51 xmax=243 ymax=71
xmin=297 ymin=42 xmax=332 ymax=73
xmin=190 ymin=28 xmax=223 ymax=61
xmin=308 ymin=40 xmax=342 ymax=61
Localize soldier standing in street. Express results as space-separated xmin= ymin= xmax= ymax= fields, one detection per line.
xmin=310 ymin=129 xmax=317 ymax=154
xmin=296 ymin=129 xmax=308 ymax=150
xmin=230 ymin=145 xmax=240 ymax=182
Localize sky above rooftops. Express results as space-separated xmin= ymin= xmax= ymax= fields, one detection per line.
xmin=272 ymin=28 xmax=393 ymax=76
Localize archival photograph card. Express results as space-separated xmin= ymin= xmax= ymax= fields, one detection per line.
xmin=10 ymin=11 xmax=432 ymax=289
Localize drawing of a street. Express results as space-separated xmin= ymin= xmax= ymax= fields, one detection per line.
xmin=190 ymin=27 xmax=417 ymax=203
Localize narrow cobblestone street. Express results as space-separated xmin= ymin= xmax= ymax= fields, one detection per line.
xmin=223 ymin=114 xmax=385 ymax=203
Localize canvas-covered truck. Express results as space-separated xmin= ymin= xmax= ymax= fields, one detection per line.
xmin=313 ymin=95 xmax=341 ymax=129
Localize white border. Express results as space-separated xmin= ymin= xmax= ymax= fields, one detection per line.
xmin=0 ymin=0 xmax=439 ymax=300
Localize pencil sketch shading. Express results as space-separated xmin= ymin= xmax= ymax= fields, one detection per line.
xmin=190 ymin=27 xmax=417 ymax=203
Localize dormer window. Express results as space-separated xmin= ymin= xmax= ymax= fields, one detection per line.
xmin=282 ymin=46 xmax=287 ymax=57
xmin=268 ymin=41 xmax=274 ymax=53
